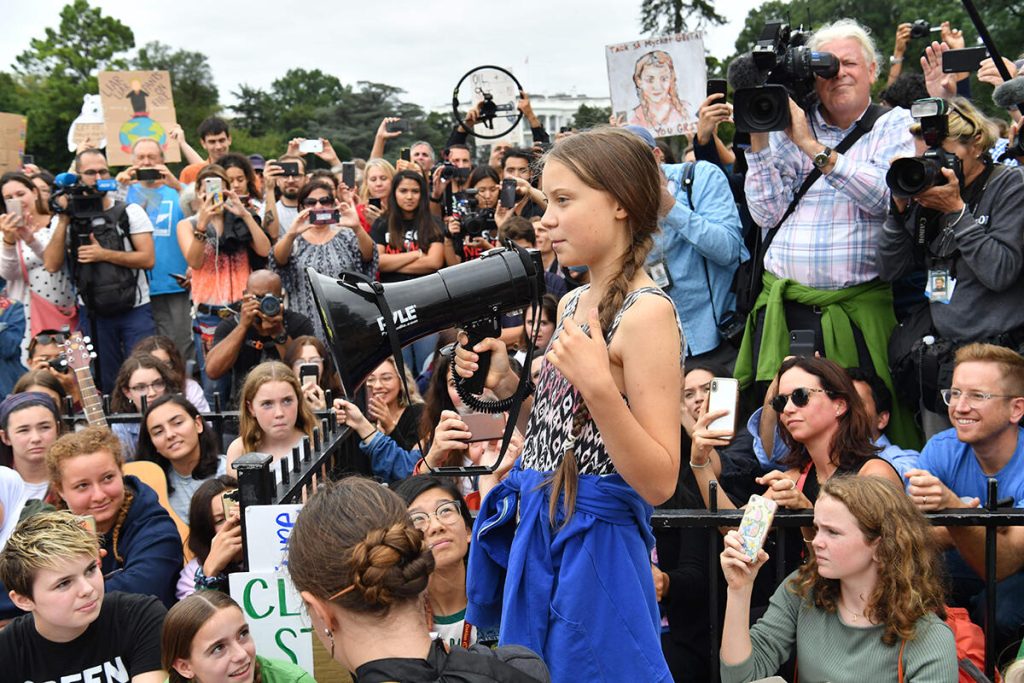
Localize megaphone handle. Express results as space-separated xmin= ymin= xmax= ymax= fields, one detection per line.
xmin=461 ymin=317 xmax=500 ymax=395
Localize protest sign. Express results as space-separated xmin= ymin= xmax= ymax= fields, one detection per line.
xmin=98 ymin=70 xmax=180 ymax=165
xmin=245 ymin=503 xmax=302 ymax=573
xmin=606 ymin=32 xmax=706 ymax=138
xmin=0 ymin=113 xmax=27 ymax=173
xmin=229 ymin=571 xmax=313 ymax=673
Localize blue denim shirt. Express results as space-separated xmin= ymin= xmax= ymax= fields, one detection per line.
xmin=649 ymin=162 xmax=747 ymax=356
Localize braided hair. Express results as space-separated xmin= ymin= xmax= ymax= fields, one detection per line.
xmin=540 ymin=128 xmax=661 ymax=525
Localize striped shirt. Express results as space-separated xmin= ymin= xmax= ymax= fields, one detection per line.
xmin=744 ymin=104 xmax=915 ymax=290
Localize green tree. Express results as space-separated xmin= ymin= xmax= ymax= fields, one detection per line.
xmin=571 ymin=103 xmax=612 ymax=130
xmin=133 ymin=41 xmax=220 ymax=140
xmin=12 ymin=0 xmax=134 ymax=170
xmin=641 ymin=0 xmax=727 ymax=33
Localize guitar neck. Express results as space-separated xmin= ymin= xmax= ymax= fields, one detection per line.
xmin=74 ymin=367 xmax=108 ymax=427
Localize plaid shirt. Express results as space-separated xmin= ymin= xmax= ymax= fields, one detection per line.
xmin=744 ymin=105 xmax=915 ymax=290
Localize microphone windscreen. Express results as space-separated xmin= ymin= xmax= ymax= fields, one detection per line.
xmin=993 ymin=78 xmax=1024 ymax=109
xmin=54 ymin=172 xmax=78 ymax=188
xmin=728 ymin=53 xmax=767 ymax=91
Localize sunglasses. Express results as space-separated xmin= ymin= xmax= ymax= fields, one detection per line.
xmin=770 ymin=387 xmax=829 ymax=412
xmin=34 ymin=333 xmax=67 ymax=345
xmin=303 ymin=197 xmax=335 ymax=207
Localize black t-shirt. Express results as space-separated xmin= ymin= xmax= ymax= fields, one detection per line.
xmin=0 ymin=592 xmax=166 ymax=682
xmin=212 ymin=309 xmax=316 ymax=401
xmin=370 ymin=216 xmax=443 ymax=282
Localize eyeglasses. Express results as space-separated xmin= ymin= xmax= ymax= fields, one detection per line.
xmin=302 ymin=197 xmax=335 ymax=207
xmin=79 ymin=169 xmax=111 ymax=177
xmin=33 ymin=333 xmax=67 ymax=346
xmin=129 ymin=379 xmax=166 ymax=394
xmin=409 ymin=500 xmax=463 ymax=531
xmin=941 ymin=388 xmax=1017 ymax=406
xmin=770 ymin=387 xmax=829 ymax=412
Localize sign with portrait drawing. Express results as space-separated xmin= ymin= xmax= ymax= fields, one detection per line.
xmin=98 ymin=70 xmax=180 ymax=165
xmin=605 ymin=32 xmax=706 ymax=138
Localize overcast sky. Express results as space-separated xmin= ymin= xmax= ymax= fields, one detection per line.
xmin=4 ymin=1 xmax=764 ymax=112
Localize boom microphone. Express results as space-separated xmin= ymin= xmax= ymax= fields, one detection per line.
xmin=993 ymin=77 xmax=1024 ymax=110
xmin=728 ymin=53 xmax=768 ymax=90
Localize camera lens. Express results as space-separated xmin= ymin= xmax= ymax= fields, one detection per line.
xmin=886 ymin=157 xmax=939 ymax=198
xmin=259 ymin=295 xmax=282 ymax=317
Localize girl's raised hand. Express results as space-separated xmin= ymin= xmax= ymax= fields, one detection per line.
xmin=720 ymin=529 xmax=768 ymax=590
xmin=545 ymin=307 xmax=610 ymax=397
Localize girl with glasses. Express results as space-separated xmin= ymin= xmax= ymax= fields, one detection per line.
xmin=394 ymin=476 xmax=499 ymax=649
xmin=109 ymin=353 xmax=183 ymax=461
xmin=272 ymin=180 xmax=378 ymax=341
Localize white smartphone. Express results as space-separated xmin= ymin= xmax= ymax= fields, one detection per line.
xmin=707 ymin=377 xmax=739 ymax=433
xmin=204 ymin=177 xmax=223 ymax=204
xmin=299 ymin=138 xmax=324 ymax=154
xmin=4 ymin=198 xmax=23 ymax=227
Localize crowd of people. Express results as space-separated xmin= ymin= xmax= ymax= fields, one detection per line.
xmin=3 ymin=15 xmax=1024 ymax=683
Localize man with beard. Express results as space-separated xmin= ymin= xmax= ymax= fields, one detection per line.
xmin=261 ymin=154 xmax=306 ymax=241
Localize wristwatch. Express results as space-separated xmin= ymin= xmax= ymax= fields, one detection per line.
xmin=812 ymin=146 xmax=834 ymax=170
xmin=273 ymin=331 xmax=288 ymax=345
xmin=889 ymin=55 xmax=904 ymax=65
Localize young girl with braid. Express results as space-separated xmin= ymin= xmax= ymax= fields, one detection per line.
xmin=454 ymin=127 xmax=683 ymax=682
xmin=46 ymin=425 xmax=183 ymax=607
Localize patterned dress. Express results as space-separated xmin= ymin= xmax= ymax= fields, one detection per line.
xmin=520 ymin=285 xmax=685 ymax=474
xmin=274 ymin=228 xmax=378 ymax=340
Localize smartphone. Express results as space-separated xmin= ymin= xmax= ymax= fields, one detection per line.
xmin=386 ymin=119 xmax=406 ymax=134
xmin=738 ymin=494 xmax=778 ymax=561
xmin=368 ymin=197 xmax=382 ymax=210
xmin=135 ymin=168 xmax=162 ymax=181
xmin=789 ymin=329 xmax=816 ymax=358
xmin=400 ymin=147 xmax=411 ymax=162
xmin=707 ymin=78 xmax=728 ymax=100
xmin=222 ymin=489 xmax=239 ymax=518
xmin=277 ymin=161 xmax=300 ymax=176
xmin=707 ymin=377 xmax=739 ymax=433
xmin=460 ymin=411 xmax=505 ymax=443
xmin=500 ymin=178 xmax=517 ymax=209
xmin=170 ymin=272 xmax=188 ymax=286
xmin=4 ymin=198 xmax=23 ymax=227
xmin=942 ymin=46 xmax=989 ymax=73
xmin=298 ymin=362 xmax=319 ymax=386
xmin=298 ymin=138 xmax=324 ymax=154
xmin=310 ymin=209 xmax=340 ymax=226
xmin=79 ymin=515 xmax=97 ymax=533
xmin=21 ymin=154 xmax=34 ymax=166
xmin=204 ymin=177 xmax=223 ymax=204
xmin=341 ymin=161 xmax=356 ymax=188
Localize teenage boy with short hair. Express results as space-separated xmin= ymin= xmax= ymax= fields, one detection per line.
xmin=0 ymin=511 xmax=166 ymax=682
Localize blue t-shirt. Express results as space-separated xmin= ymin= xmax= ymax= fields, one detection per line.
xmin=125 ymin=183 xmax=186 ymax=296
xmin=917 ymin=427 xmax=1024 ymax=507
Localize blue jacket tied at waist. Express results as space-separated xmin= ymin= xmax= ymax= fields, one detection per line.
xmin=466 ymin=467 xmax=672 ymax=682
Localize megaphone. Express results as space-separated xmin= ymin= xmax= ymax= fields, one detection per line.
xmin=307 ymin=245 xmax=545 ymax=396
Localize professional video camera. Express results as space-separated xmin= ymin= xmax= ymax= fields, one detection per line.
xmin=729 ymin=22 xmax=839 ymax=132
xmin=885 ymin=98 xmax=963 ymax=198
xmin=452 ymin=189 xmax=496 ymax=238
xmin=49 ymin=172 xmax=118 ymax=235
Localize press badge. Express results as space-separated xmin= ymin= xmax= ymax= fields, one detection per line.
xmin=647 ymin=258 xmax=672 ymax=291
xmin=926 ymin=268 xmax=956 ymax=304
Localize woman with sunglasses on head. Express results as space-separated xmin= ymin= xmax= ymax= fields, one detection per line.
xmin=109 ymin=353 xmax=183 ymax=461
xmin=272 ymin=179 xmax=378 ymax=341
xmin=178 ymin=164 xmax=272 ymax=404
xmin=691 ymin=356 xmax=902 ymax=512
xmin=719 ymin=475 xmax=957 ymax=683
xmin=0 ymin=172 xmax=76 ymax=351
xmin=394 ymin=476 xmax=499 ymax=649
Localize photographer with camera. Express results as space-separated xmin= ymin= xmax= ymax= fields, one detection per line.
xmin=738 ymin=19 xmax=919 ymax=447
xmin=42 ymin=148 xmax=156 ymax=394
xmin=500 ymin=148 xmax=547 ymax=219
xmin=116 ymin=138 xmax=193 ymax=366
xmin=444 ymin=166 xmax=500 ymax=266
xmin=25 ymin=329 xmax=82 ymax=410
xmin=204 ymin=269 xmax=314 ymax=405
xmin=878 ymin=97 xmax=1024 ymax=433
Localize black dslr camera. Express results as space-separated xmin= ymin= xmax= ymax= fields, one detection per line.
xmin=435 ymin=162 xmax=472 ymax=183
xmin=886 ymin=98 xmax=963 ymax=198
xmin=451 ymin=189 xmax=496 ymax=239
xmin=733 ymin=22 xmax=840 ymax=132
xmin=910 ymin=19 xmax=936 ymax=39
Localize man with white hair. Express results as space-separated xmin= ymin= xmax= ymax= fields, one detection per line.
xmin=737 ymin=18 xmax=919 ymax=446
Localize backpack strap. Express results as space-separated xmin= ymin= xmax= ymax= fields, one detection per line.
xmin=681 ymin=161 xmax=696 ymax=211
